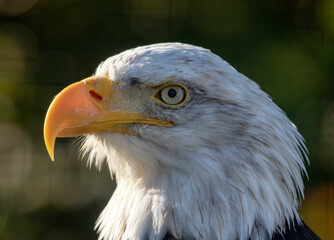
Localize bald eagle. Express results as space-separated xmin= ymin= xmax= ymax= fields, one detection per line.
xmin=44 ymin=43 xmax=321 ymax=240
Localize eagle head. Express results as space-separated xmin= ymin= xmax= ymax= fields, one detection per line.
xmin=44 ymin=43 xmax=309 ymax=240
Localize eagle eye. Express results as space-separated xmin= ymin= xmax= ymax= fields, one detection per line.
xmin=153 ymin=83 xmax=189 ymax=107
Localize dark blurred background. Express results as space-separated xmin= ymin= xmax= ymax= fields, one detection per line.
xmin=0 ymin=0 xmax=333 ymax=239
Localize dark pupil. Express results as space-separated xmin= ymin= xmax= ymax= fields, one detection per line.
xmin=167 ymin=88 xmax=177 ymax=98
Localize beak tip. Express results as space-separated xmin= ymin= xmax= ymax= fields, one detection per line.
xmin=44 ymin=129 xmax=55 ymax=161
xmin=46 ymin=143 xmax=55 ymax=161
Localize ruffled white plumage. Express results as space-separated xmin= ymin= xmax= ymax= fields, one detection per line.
xmin=80 ymin=43 xmax=308 ymax=240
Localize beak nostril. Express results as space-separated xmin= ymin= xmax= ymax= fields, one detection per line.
xmin=89 ymin=90 xmax=103 ymax=101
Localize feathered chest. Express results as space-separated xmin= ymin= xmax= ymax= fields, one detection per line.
xmin=94 ymin=175 xmax=287 ymax=240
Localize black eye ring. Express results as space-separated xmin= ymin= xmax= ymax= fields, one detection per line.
xmin=152 ymin=83 xmax=189 ymax=107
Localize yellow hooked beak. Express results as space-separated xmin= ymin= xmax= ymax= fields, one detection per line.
xmin=44 ymin=76 xmax=172 ymax=161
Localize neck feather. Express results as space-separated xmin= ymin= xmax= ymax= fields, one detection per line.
xmin=92 ymin=149 xmax=303 ymax=240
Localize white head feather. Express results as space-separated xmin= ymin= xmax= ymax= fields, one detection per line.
xmin=81 ymin=43 xmax=308 ymax=240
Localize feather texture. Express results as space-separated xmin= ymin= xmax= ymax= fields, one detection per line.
xmin=79 ymin=43 xmax=318 ymax=240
